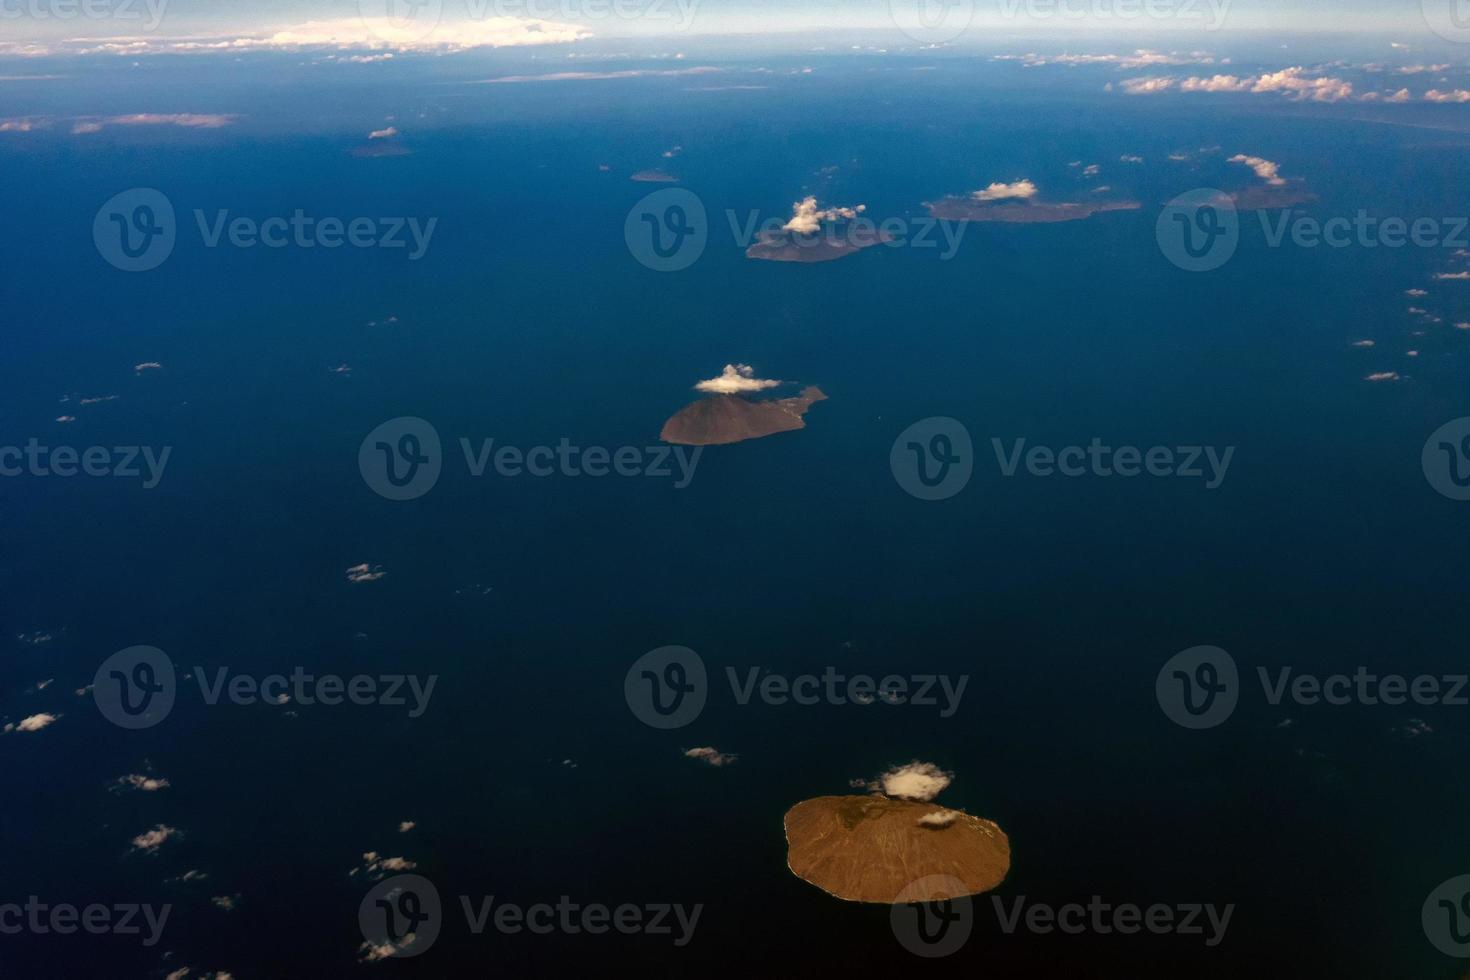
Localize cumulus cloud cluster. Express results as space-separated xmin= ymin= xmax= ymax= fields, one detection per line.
xmin=350 ymin=851 xmax=417 ymax=880
xmin=0 ymin=18 xmax=588 ymax=58
xmin=782 ymin=196 xmax=867 ymax=234
xmin=4 ymin=712 xmax=59 ymax=733
xmin=685 ymin=746 xmax=738 ymax=767
xmin=874 ymin=761 xmax=953 ymax=802
xmin=1228 ymin=154 xmax=1287 ymax=186
xmin=130 ymin=824 xmax=179 ymax=855
xmin=1123 ymin=66 xmax=1355 ymax=102
xmin=694 ymin=364 xmax=783 ymax=394
xmin=971 ymin=179 xmax=1038 ymax=202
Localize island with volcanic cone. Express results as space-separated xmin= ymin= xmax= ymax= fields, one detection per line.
xmin=784 ymin=762 xmax=1010 ymax=904
xmin=661 ymin=364 xmax=826 ymax=446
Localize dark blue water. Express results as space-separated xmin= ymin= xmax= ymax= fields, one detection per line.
xmin=4 ymin=47 xmax=1470 ymax=978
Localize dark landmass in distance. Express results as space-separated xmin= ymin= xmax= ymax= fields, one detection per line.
xmin=926 ymin=196 xmax=1140 ymax=223
xmin=630 ymin=168 xmax=679 ymax=182
xmin=745 ymin=227 xmax=893 ymax=262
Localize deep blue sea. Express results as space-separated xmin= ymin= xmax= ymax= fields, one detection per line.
xmin=4 ymin=39 xmax=1470 ymax=978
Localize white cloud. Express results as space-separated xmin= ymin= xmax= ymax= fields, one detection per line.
xmin=917 ymin=810 xmax=960 ymax=828
xmin=684 ymin=746 xmax=738 ymax=766
xmin=4 ymin=712 xmax=60 ymax=733
xmin=875 ymin=761 xmax=953 ymax=802
xmin=71 ymin=114 xmax=237 ymax=134
xmin=368 ymin=126 xmax=399 ymax=140
xmin=1425 ymin=89 xmax=1470 ymax=103
xmin=130 ymin=824 xmax=179 ymax=855
xmin=346 ymin=563 xmax=386 ymax=583
xmin=782 ymin=195 xmax=866 ymax=234
xmin=1 ymin=18 xmax=588 ymax=58
xmin=970 ymin=179 xmax=1038 ymax=202
xmin=1436 ymin=271 xmax=1470 ymax=280
xmin=398 ymin=821 xmax=416 ymax=833
xmin=1228 ymin=154 xmax=1287 ymax=186
xmin=1121 ymin=76 xmax=1175 ymax=95
xmin=350 ymin=851 xmax=417 ymax=880
xmin=694 ymin=364 xmax=783 ymax=394
xmin=117 ymin=773 xmax=170 ymax=792
xmin=1124 ymin=66 xmax=1354 ymax=103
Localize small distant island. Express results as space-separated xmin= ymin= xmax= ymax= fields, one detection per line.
xmin=745 ymin=226 xmax=893 ymax=263
xmin=630 ymin=168 xmax=679 ymax=183
xmin=661 ymin=386 xmax=827 ymax=445
xmin=926 ymin=196 xmax=1140 ymax=223
xmin=784 ymin=795 xmax=1010 ymax=904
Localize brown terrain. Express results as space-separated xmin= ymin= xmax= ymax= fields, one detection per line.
xmin=783 ymin=795 xmax=1011 ymax=904
xmin=925 ymin=196 xmax=1140 ymax=223
xmin=660 ymin=387 xmax=827 ymax=445
xmin=745 ymin=228 xmax=893 ymax=263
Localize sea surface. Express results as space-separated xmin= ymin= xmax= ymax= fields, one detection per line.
xmin=4 ymin=42 xmax=1470 ymax=977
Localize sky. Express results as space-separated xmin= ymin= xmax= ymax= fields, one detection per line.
xmin=0 ymin=0 xmax=1458 ymax=50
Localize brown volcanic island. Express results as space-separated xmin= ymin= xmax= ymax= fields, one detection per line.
xmin=784 ymin=795 xmax=1010 ymax=904
xmin=660 ymin=386 xmax=826 ymax=446
xmin=745 ymin=228 xmax=893 ymax=263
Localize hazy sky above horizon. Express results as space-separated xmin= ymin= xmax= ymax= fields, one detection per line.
xmin=0 ymin=0 xmax=1457 ymax=45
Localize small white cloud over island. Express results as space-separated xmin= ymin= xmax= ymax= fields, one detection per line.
xmin=694 ymin=364 xmax=783 ymax=394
